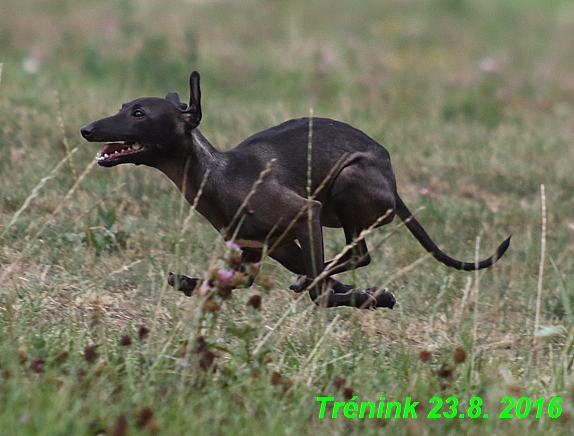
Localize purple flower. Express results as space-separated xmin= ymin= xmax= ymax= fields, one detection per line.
xmin=197 ymin=281 xmax=212 ymax=297
xmin=217 ymin=268 xmax=234 ymax=283
xmin=226 ymin=240 xmax=241 ymax=251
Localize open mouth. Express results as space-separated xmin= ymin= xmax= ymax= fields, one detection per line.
xmin=96 ymin=142 xmax=146 ymax=164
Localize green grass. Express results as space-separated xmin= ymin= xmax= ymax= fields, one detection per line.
xmin=1 ymin=0 xmax=574 ymax=434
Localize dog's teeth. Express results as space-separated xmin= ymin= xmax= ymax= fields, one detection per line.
xmin=132 ymin=143 xmax=142 ymax=151
xmin=104 ymin=153 xmax=109 ymax=158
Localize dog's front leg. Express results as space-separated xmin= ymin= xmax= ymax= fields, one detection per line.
xmin=168 ymin=249 xmax=262 ymax=297
xmin=294 ymin=200 xmax=332 ymax=307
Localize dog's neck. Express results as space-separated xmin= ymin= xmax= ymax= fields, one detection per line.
xmin=154 ymin=129 xmax=227 ymax=226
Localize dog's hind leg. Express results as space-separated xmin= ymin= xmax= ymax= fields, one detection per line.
xmin=270 ymin=240 xmax=395 ymax=309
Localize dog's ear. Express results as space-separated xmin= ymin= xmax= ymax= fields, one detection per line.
xmin=166 ymin=92 xmax=188 ymax=110
xmin=166 ymin=92 xmax=180 ymax=103
xmin=182 ymin=71 xmax=202 ymax=129
xmin=189 ymin=71 xmax=201 ymax=112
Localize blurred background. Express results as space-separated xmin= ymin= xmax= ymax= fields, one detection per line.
xmin=2 ymin=0 xmax=574 ymax=123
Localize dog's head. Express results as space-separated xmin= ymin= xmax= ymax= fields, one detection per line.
xmin=80 ymin=71 xmax=202 ymax=167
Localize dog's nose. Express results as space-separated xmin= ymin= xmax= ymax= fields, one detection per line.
xmin=80 ymin=124 xmax=94 ymax=138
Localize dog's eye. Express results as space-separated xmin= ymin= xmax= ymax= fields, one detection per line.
xmin=132 ymin=109 xmax=145 ymax=118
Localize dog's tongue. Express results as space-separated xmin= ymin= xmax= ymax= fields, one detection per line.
xmin=100 ymin=142 xmax=132 ymax=155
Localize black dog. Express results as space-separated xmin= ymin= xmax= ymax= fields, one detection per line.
xmin=81 ymin=71 xmax=510 ymax=309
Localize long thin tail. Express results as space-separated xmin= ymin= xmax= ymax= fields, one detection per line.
xmin=394 ymin=195 xmax=510 ymax=271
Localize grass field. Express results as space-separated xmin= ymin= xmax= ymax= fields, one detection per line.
xmin=1 ymin=0 xmax=574 ymax=434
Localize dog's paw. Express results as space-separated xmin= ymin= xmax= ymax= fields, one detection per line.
xmin=167 ymin=272 xmax=200 ymax=297
xmin=367 ymin=286 xmax=396 ymax=309
xmin=289 ymin=275 xmax=309 ymax=293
